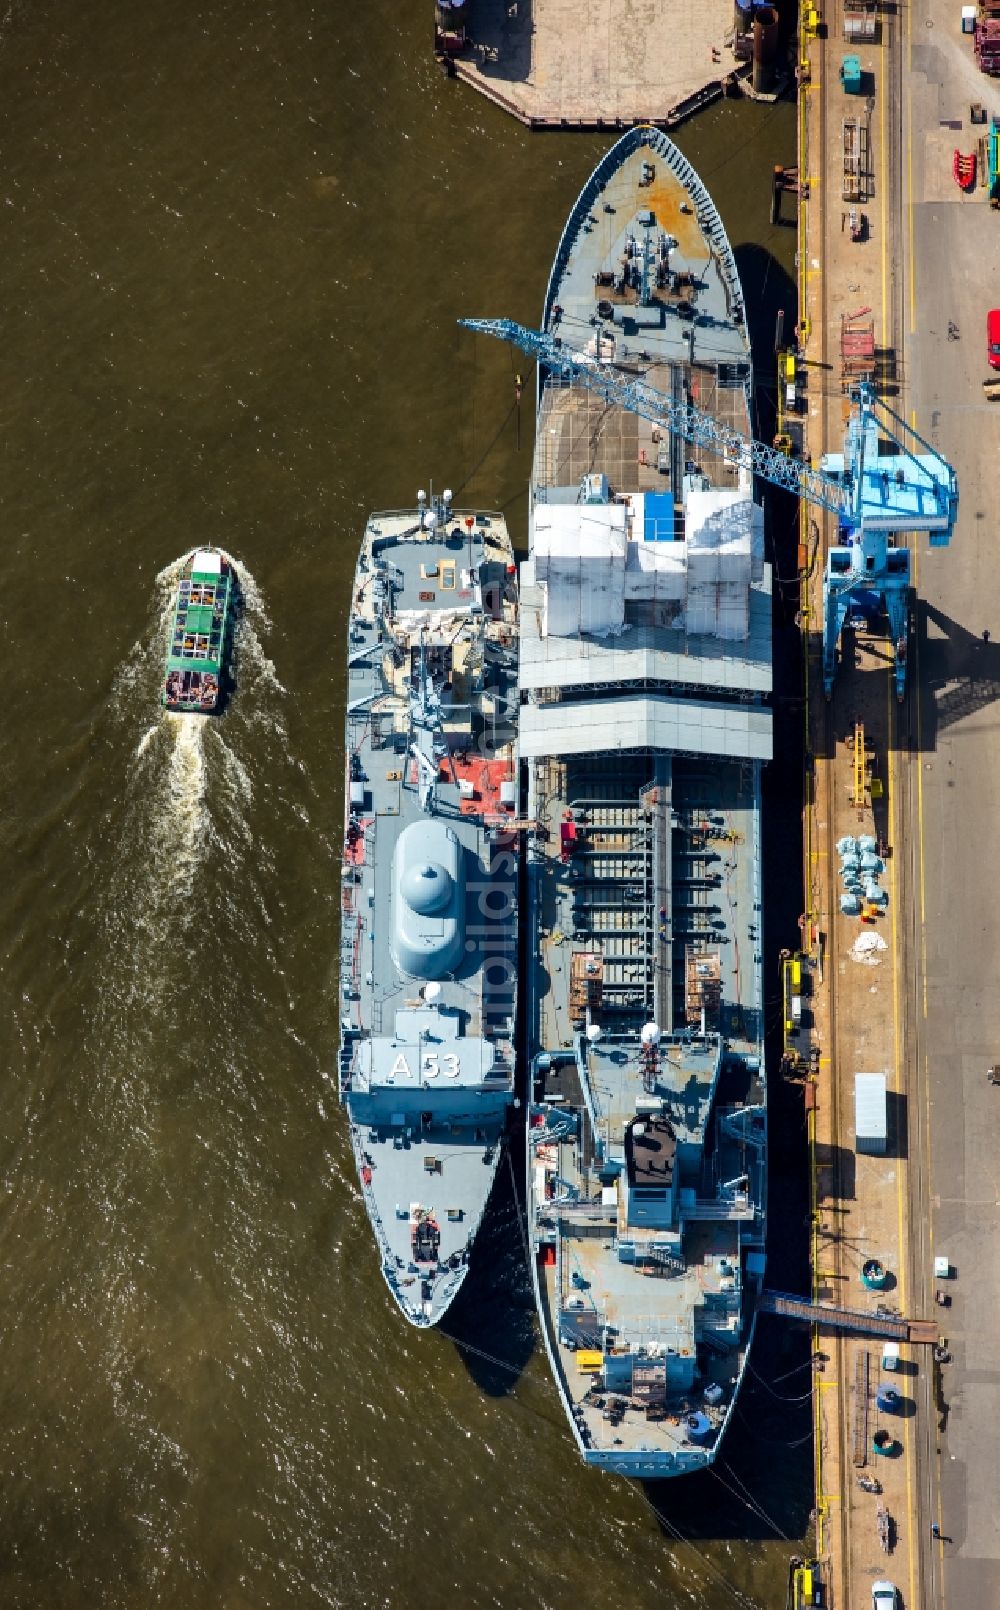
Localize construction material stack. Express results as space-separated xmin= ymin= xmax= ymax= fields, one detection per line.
xmin=975 ymin=0 xmax=1000 ymax=74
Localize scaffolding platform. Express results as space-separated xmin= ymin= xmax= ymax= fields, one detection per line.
xmin=685 ymin=948 xmax=722 ymax=1027
xmin=569 ymin=950 xmax=604 ymax=1030
xmin=843 ymin=0 xmax=877 ymax=42
xmin=841 ymin=308 xmax=876 ymax=389
xmin=843 ymin=115 xmax=872 ymax=203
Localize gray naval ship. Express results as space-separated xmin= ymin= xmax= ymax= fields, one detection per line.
xmin=518 ymin=127 xmax=772 ymax=1476
xmin=339 ymin=490 xmax=519 ymax=1327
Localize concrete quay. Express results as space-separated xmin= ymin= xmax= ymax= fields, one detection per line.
xmin=446 ymin=0 xmax=743 ymax=128
xmin=440 ymin=2 xmax=1000 ymax=1599
xmin=796 ymin=0 xmax=1000 ymax=1606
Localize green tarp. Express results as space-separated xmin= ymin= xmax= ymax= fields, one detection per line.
xmin=182 ymin=605 xmax=215 ymax=635
xmin=167 ymin=653 xmax=222 ymax=673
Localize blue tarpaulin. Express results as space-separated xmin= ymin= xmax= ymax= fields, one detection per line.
xmin=643 ymin=492 xmax=675 ymax=542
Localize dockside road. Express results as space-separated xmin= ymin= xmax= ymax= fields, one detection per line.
xmin=798 ymin=1 xmax=1000 ymax=1605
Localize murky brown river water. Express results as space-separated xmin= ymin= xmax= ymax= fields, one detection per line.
xmin=0 ymin=4 xmax=808 ymax=1606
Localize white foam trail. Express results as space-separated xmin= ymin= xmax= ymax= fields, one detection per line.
xmin=238 ymin=620 xmax=288 ymax=700
xmin=226 ymin=552 xmax=271 ymax=631
xmin=157 ymin=713 xmax=209 ymax=898
xmin=233 ymin=568 xmax=286 ymax=706
xmin=135 ymin=724 xmax=159 ymax=759
xmin=209 ymin=727 xmax=254 ymax=811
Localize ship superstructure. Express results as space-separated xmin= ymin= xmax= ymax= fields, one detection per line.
xmin=338 ymin=491 xmax=519 ymax=1327
xmin=519 ymin=128 xmax=771 ymax=1476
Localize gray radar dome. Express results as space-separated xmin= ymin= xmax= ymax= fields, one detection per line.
xmin=402 ymin=861 xmax=454 ymax=916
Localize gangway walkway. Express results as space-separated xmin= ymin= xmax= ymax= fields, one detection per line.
xmin=760 ymin=1290 xmax=938 ymax=1344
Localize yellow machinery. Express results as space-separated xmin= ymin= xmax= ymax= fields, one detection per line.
xmin=782 ymin=953 xmax=803 ymax=1039
xmin=852 ymin=721 xmax=867 ymax=806
xmin=793 ymin=1562 xmax=814 ymax=1606
xmin=787 ymin=1557 xmax=821 ymax=1609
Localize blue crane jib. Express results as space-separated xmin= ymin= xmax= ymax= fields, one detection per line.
xmin=459 ymin=316 xmax=958 ymax=701
xmin=821 ymin=411 xmax=957 ymax=544
xmin=461 ymin=315 xmax=856 ymax=514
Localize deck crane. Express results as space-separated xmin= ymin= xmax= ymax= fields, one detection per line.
xmin=459 ymin=317 xmax=958 ymax=700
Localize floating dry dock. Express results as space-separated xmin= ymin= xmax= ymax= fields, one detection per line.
xmin=441 ymin=0 xmax=786 ymax=128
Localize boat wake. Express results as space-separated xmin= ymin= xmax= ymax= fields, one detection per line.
xmin=93 ymin=551 xmax=290 ymax=1011
xmin=157 ymin=712 xmax=210 ymax=900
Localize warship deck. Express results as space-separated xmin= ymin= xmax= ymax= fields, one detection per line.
xmin=339 ymin=499 xmax=519 ymax=1326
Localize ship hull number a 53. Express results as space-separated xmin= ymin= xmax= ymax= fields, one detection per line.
xmin=388 ymin=1052 xmax=462 ymax=1080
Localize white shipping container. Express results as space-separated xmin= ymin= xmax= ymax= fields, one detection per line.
xmin=855 ymin=1072 xmax=888 ymax=1155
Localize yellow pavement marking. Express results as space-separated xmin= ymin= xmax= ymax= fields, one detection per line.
xmin=887 ymin=679 xmax=920 ymax=1610
xmin=906 ymin=0 xmax=917 ymax=335
xmin=887 ymin=685 xmax=903 ymax=1121
xmin=912 ymin=509 xmax=941 ymax=1599
xmin=886 ymin=693 xmax=907 ymax=1329
xmin=880 ymin=27 xmax=889 ymax=349
xmin=912 ymin=486 xmax=929 ymax=1017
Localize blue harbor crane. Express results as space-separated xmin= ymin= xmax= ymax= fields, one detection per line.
xmin=459 ymin=317 xmax=958 ymax=700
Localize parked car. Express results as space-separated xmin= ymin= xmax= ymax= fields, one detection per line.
xmin=989 ymin=308 xmax=1000 ymax=371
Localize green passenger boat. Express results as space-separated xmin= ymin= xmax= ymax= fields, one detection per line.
xmin=162 ymin=549 xmax=237 ymax=714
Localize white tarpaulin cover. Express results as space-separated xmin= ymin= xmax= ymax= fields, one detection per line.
xmin=683 ymin=489 xmax=760 ymax=641
xmin=534 ymin=503 xmax=627 ymax=638
xmin=533 ymin=490 xmax=763 ymax=644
